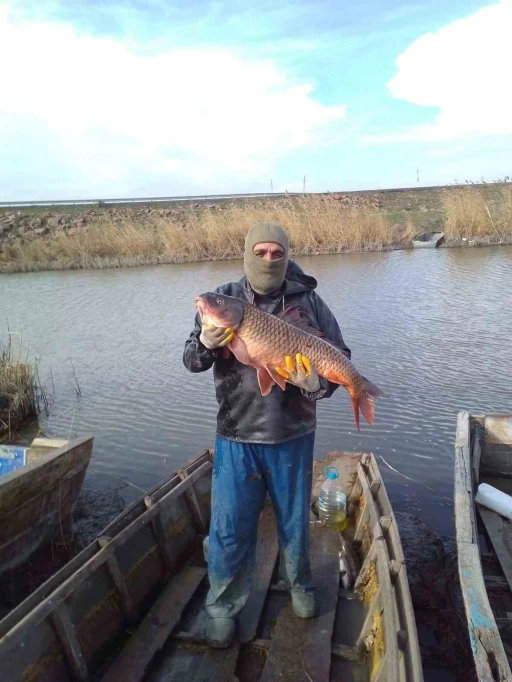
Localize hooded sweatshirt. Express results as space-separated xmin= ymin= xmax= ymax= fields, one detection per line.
xmin=182 ymin=259 xmax=351 ymax=444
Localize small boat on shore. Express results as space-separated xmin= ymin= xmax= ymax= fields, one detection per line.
xmin=0 ymin=436 xmax=93 ymax=576
xmin=412 ymin=231 xmax=445 ymax=248
xmin=0 ymin=448 xmax=423 ymax=682
xmin=454 ymin=411 xmax=512 ymax=680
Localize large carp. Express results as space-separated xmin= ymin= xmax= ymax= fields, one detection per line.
xmin=194 ymin=292 xmax=383 ymax=430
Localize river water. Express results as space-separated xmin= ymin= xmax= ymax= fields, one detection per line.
xmin=1 ymin=246 xmax=511 ymax=537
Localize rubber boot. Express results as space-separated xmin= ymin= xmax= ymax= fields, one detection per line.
xmin=291 ymin=588 xmax=318 ymax=619
xmin=205 ymin=616 xmax=236 ymax=649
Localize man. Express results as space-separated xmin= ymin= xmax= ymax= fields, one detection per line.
xmin=183 ymin=222 xmax=351 ymax=649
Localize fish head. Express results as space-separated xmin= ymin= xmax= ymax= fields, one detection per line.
xmin=194 ymin=292 xmax=244 ymax=328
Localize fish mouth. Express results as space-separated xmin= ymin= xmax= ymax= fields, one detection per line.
xmin=194 ymin=296 xmax=213 ymax=325
xmin=194 ymin=296 xmax=207 ymax=317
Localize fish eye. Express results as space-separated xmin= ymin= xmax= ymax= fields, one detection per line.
xmin=216 ymin=298 xmax=223 ymax=305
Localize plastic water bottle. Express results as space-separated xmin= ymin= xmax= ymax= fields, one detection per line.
xmin=318 ymin=465 xmax=347 ymax=531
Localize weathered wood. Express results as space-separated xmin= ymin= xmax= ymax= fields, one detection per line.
xmin=259 ymin=525 xmax=340 ymax=682
xmin=331 ymin=643 xmax=363 ymax=662
xmin=456 ymin=411 xmax=471 ymax=449
xmin=97 ymin=536 xmax=137 ymax=623
xmin=0 ymin=460 xmax=212 ymax=656
xmin=480 ymin=415 xmax=512 ymax=478
xmin=178 ymin=469 xmax=207 ymax=535
xmin=239 ymin=504 xmax=279 ymax=644
xmin=144 ymin=498 xmax=176 ymax=574
xmin=103 ymin=451 xmax=211 ymax=537
xmin=51 ymin=603 xmax=89 ymax=682
xmin=457 ymin=542 xmax=511 ymax=681
xmin=100 ymin=565 xmax=206 ymax=682
xmin=190 ymin=503 xmax=279 ymax=682
xmin=0 ymin=437 xmax=93 ymax=574
xmin=479 ymin=507 xmax=512 ymax=594
xmin=454 ymin=445 xmax=477 ymax=545
xmin=0 ymin=449 xmax=424 ymax=682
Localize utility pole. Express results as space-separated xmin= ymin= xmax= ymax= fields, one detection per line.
xmin=303 ymin=175 xmax=306 ymax=195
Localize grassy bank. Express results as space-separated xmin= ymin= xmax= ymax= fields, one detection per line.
xmin=1 ymin=183 xmax=511 ymax=273
xmin=0 ymin=336 xmax=39 ymax=441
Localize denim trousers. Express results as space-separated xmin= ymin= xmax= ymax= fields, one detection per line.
xmin=205 ymin=432 xmax=315 ymax=619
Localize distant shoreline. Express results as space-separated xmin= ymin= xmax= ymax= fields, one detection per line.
xmin=1 ymin=183 xmax=510 ymax=274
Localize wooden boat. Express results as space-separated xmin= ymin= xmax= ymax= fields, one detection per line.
xmin=411 ymin=231 xmax=445 ymax=248
xmin=0 ymin=449 xmax=423 ymax=682
xmin=454 ymin=411 xmax=512 ymax=680
xmin=0 ymin=436 xmax=93 ymax=576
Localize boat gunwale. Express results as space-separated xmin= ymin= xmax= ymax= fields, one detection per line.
xmin=0 ymin=449 xmax=424 ymax=682
xmin=314 ymin=451 xmax=424 ymax=681
xmin=0 ymin=458 xmax=212 ymax=646
xmin=454 ymin=410 xmax=512 ymax=680
xmin=0 ymin=435 xmax=93 ymax=489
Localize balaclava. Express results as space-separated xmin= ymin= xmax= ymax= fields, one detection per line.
xmin=243 ymin=222 xmax=290 ymax=295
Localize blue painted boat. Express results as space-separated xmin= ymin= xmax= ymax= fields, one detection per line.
xmin=454 ymin=411 xmax=512 ymax=680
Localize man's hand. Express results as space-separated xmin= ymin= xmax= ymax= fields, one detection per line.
xmin=199 ymin=322 xmax=234 ymax=349
xmin=275 ymin=353 xmax=320 ymax=392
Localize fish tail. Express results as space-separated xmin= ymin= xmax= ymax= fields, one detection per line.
xmin=351 ymin=378 xmax=383 ymax=431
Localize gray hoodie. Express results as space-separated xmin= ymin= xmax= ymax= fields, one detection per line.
xmin=182 ymin=260 xmax=351 ymax=444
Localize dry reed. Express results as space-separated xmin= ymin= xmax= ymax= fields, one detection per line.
xmin=0 ymin=334 xmax=38 ymax=441
xmin=442 ymin=181 xmax=512 ymax=241
xmin=0 ymin=196 xmax=407 ymax=272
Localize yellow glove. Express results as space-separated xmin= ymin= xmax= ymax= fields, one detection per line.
xmin=275 ymin=353 xmax=320 ymax=392
xmin=199 ymin=323 xmax=234 ymax=349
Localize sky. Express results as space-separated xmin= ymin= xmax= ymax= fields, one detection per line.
xmin=0 ymin=0 xmax=511 ymax=200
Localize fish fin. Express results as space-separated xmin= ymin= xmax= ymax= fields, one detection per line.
xmin=266 ymin=366 xmax=287 ymax=391
xmin=351 ymin=398 xmax=361 ymax=432
xmin=351 ymin=378 xmax=383 ymax=430
xmin=278 ymin=305 xmax=325 ymax=338
xmin=228 ymin=334 xmax=251 ymax=365
xmin=257 ymin=368 xmax=275 ymax=396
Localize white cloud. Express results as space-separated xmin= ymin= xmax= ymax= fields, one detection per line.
xmin=0 ymin=3 xmax=346 ymax=198
xmin=378 ymin=0 xmax=512 ymax=142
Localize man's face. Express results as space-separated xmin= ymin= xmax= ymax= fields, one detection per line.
xmin=252 ymin=241 xmax=285 ymax=261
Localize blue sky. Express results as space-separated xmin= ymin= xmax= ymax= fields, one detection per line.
xmin=0 ymin=0 xmax=510 ymax=199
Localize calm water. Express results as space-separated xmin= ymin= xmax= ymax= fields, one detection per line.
xmin=1 ymin=247 xmax=512 ymax=536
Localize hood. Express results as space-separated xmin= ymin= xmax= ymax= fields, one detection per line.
xmin=283 ymin=259 xmax=318 ymax=294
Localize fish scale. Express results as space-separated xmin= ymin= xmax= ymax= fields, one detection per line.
xmin=239 ymin=301 xmax=362 ymax=393
xmin=195 ymin=292 xmax=383 ymax=430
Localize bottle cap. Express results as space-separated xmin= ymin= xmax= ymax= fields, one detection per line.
xmin=324 ymin=465 xmax=339 ymax=480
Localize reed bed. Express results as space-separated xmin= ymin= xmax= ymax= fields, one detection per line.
xmin=1 ymin=185 xmax=512 ymax=273
xmin=0 ymin=335 xmax=39 ymax=441
xmin=442 ymin=181 xmax=512 ymax=241
xmin=0 ymin=196 xmax=409 ymax=272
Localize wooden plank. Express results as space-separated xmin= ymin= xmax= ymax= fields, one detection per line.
xmin=479 ymin=507 xmax=512 ymax=594
xmin=456 ymin=411 xmax=471 ymax=450
xmin=99 ymin=565 xmax=206 ymax=682
xmin=259 ymin=524 xmax=340 ymax=682
xmin=97 ymin=536 xmax=137 ymax=624
xmin=102 ymin=451 xmax=211 ymax=537
xmin=144 ymin=498 xmax=176 ymax=574
xmin=190 ymin=503 xmax=279 ymax=682
xmin=0 ymin=451 xmax=209 ymax=639
xmin=0 ymin=460 xmax=212 ymax=656
xmin=239 ymin=504 xmax=279 ymax=644
xmin=179 ymin=469 xmax=207 ymax=535
xmin=51 ymin=603 xmax=89 ymax=682
xmin=0 ymin=437 xmax=93 ymax=573
xmin=457 ymin=542 xmax=511 ymax=681
xmin=454 ymin=445 xmax=477 ymax=545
